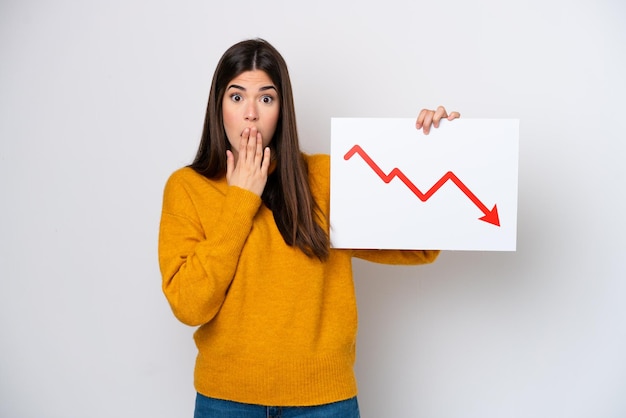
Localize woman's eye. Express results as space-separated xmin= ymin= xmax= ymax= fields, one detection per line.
xmin=261 ymin=95 xmax=274 ymax=104
xmin=231 ymin=94 xmax=242 ymax=102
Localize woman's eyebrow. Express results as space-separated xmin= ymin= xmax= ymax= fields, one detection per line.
xmin=227 ymin=84 xmax=246 ymax=91
xmin=227 ymin=84 xmax=276 ymax=92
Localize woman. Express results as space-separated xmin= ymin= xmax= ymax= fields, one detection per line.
xmin=158 ymin=38 xmax=459 ymax=417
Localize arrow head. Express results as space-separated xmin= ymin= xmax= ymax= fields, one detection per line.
xmin=479 ymin=205 xmax=500 ymax=227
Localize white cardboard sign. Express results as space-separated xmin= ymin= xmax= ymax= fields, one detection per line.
xmin=329 ymin=118 xmax=519 ymax=251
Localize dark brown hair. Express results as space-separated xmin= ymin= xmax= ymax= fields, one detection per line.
xmin=190 ymin=39 xmax=329 ymax=260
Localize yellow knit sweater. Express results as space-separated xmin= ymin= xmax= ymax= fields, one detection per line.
xmin=158 ymin=153 xmax=439 ymax=406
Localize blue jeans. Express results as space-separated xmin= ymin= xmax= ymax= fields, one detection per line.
xmin=194 ymin=393 xmax=360 ymax=418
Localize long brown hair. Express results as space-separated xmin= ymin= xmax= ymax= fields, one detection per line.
xmin=190 ymin=39 xmax=329 ymax=260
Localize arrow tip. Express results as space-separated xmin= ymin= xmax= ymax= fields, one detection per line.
xmin=479 ymin=205 xmax=500 ymax=227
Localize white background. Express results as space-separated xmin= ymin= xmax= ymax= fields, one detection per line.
xmin=1 ymin=1 xmax=624 ymax=417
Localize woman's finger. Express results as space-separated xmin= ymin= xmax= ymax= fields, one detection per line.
xmin=239 ymin=128 xmax=250 ymax=162
xmin=260 ymin=147 xmax=271 ymax=174
xmin=422 ymin=110 xmax=434 ymax=135
xmin=245 ymin=128 xmax=258 ymax=165
xmin=433 ymin=106 xmax=449 ymax=128
xmin=415 ymin=108 xmax=429 ymax=129
xmin=254 ymin=131 xmax=264 ymax=167
xmin=447 ymin=111 xmax=461 ymax=120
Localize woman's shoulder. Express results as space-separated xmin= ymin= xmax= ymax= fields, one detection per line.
xmin=166 ymin=165 xmax=193 ymax=180
xmin=303 ymin=153 xmax=330 ymax=199
xmin=303 ymin=153 xmax=330 ymax=176
xmin=164 ymin=166 xmax=226 ymax=195
xmin=164 ymin=166 xmax=198 ymax=189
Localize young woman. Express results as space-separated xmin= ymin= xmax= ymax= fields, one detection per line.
xmin=158 ymin=38 xmax=459 ymax=418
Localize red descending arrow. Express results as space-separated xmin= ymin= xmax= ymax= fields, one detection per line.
xmin=344 ymin=145 xmax=500 ymax=226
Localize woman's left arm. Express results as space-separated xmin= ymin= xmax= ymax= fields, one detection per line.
xmin=352 ymin=248 xmax=440 ymax=265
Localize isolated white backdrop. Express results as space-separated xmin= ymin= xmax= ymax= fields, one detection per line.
xmin=1 ymin=1 xmax=625 ymax=417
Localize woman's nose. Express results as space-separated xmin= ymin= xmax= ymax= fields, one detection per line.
xmin=245 ymin=103 xmax=258 ymax=121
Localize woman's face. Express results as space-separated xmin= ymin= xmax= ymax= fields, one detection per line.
xmin=222 ymin=70 xmax=280 ymax=160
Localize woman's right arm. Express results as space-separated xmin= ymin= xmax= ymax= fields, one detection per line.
xmin=158 ymin=172 xmax=261 ymax=326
